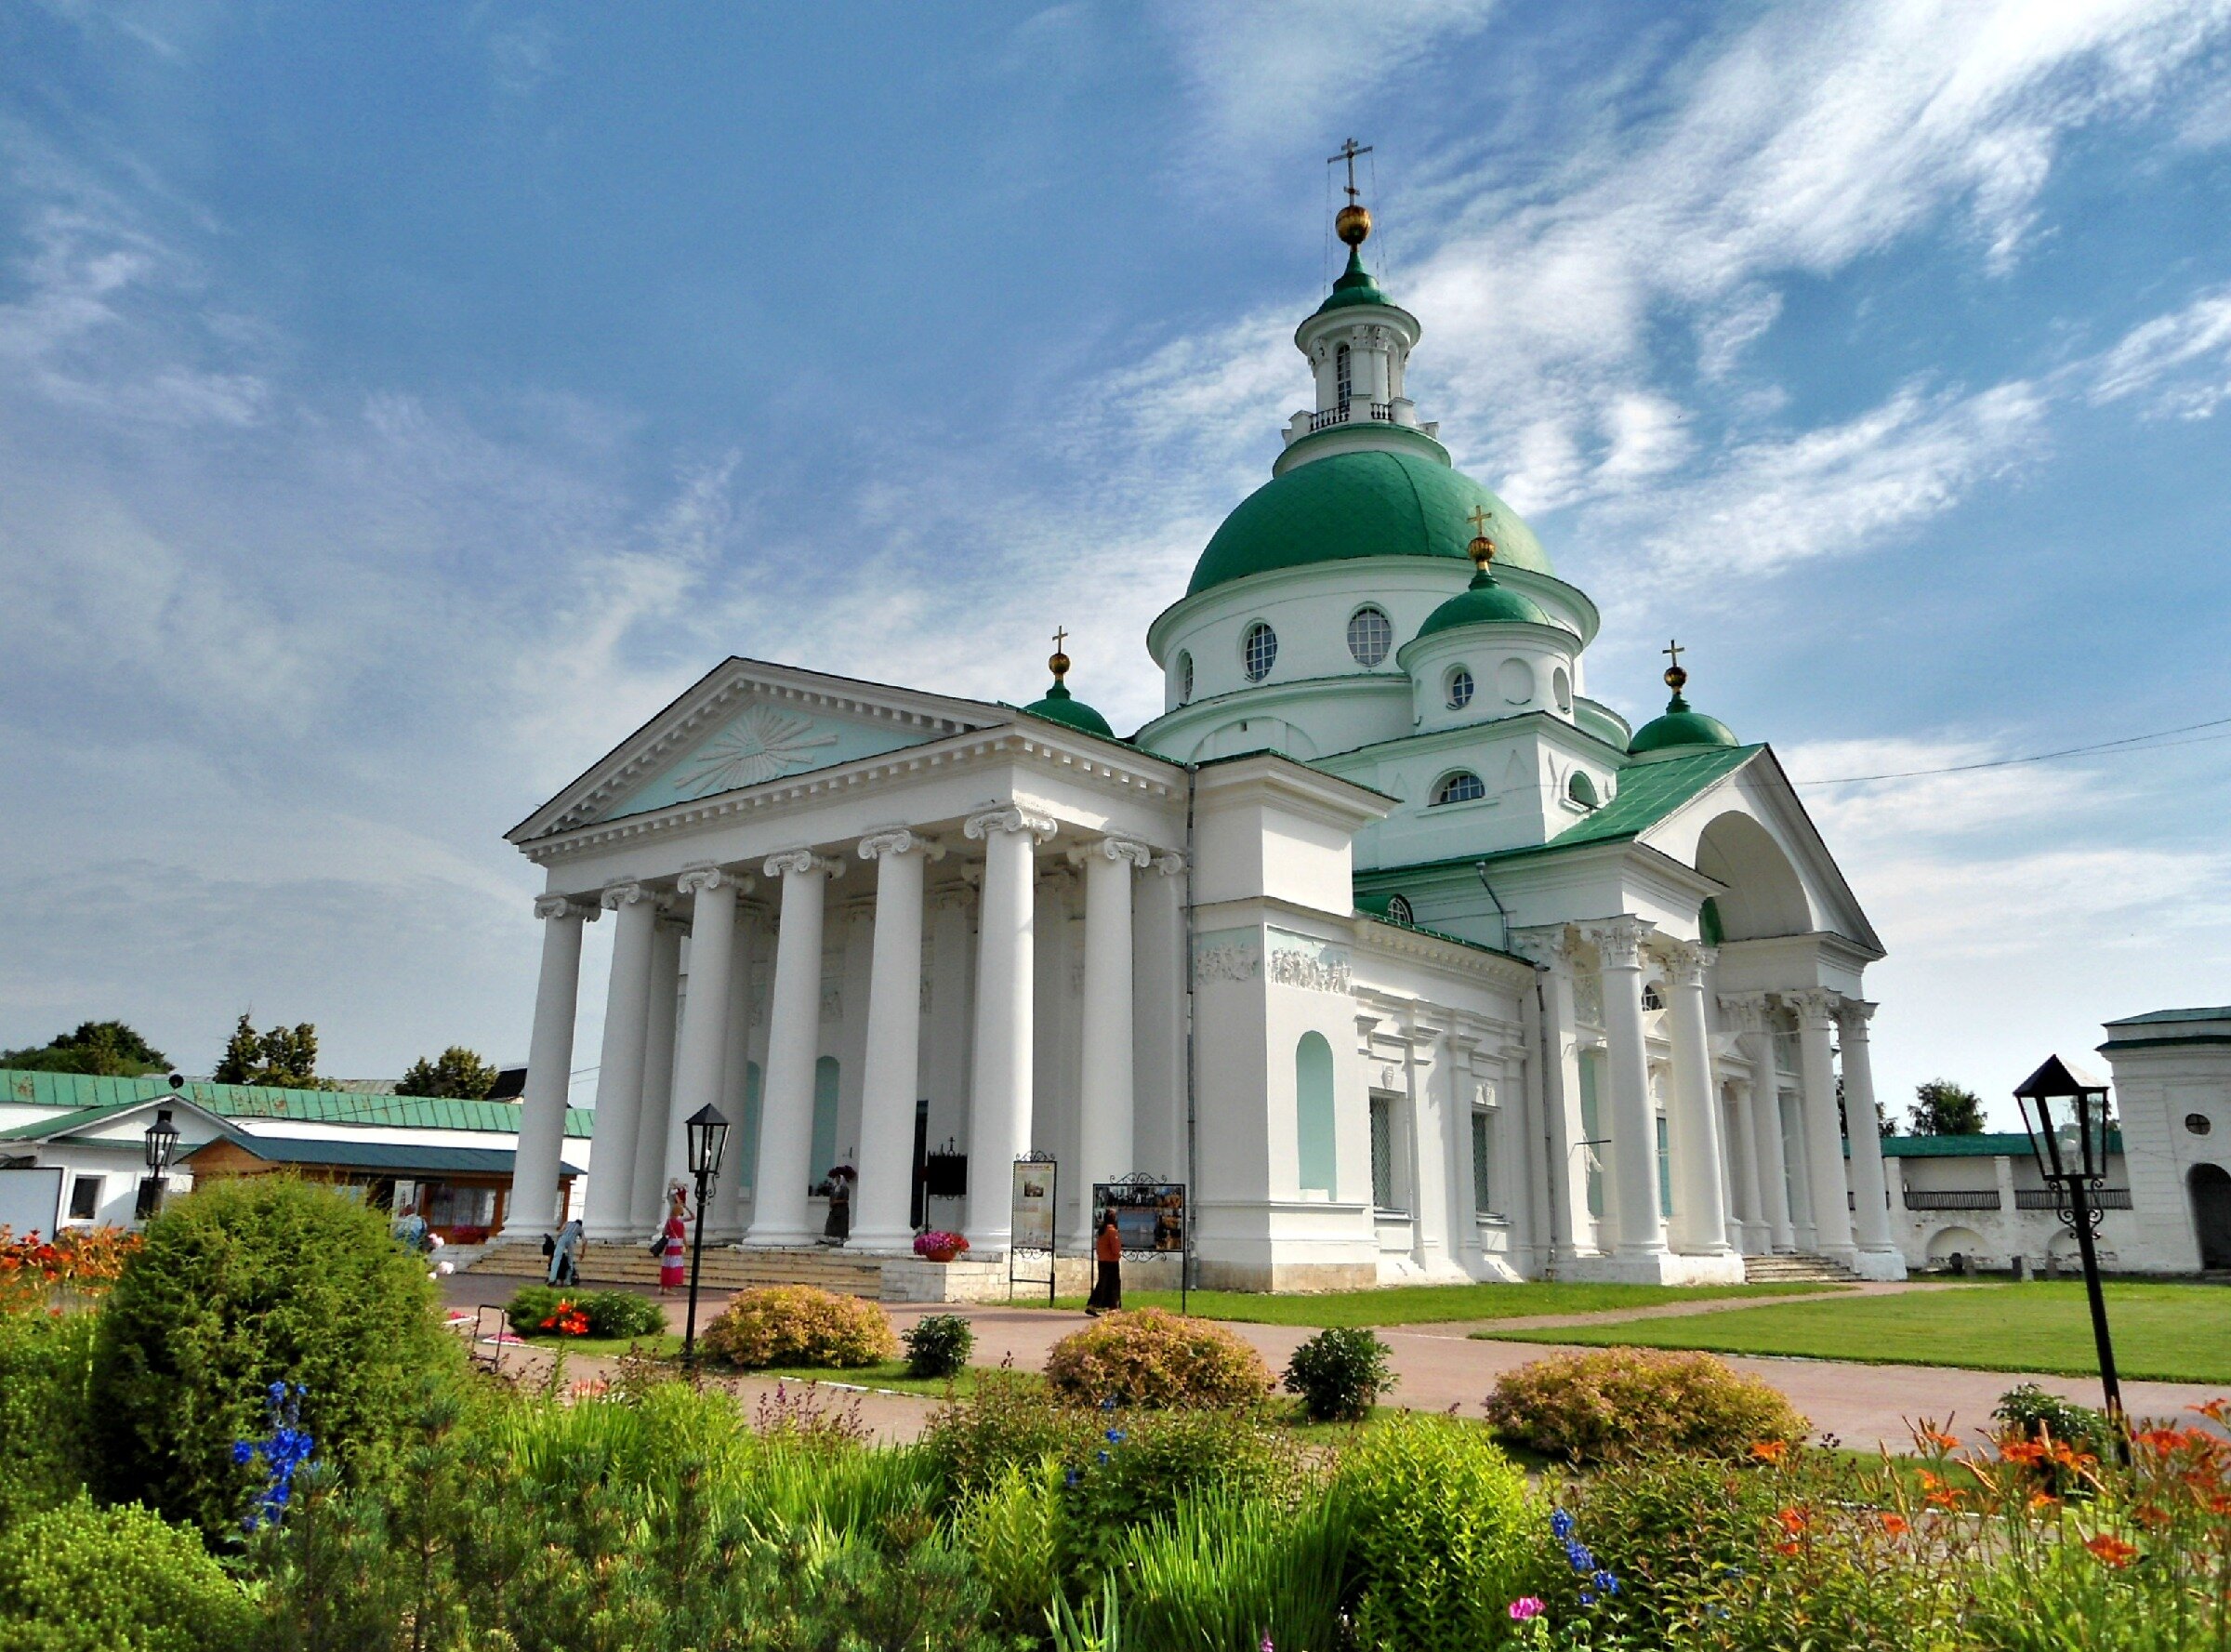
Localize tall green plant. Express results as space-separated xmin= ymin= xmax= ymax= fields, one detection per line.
xmin=1109 ymin=1485 xmax=1353 ymax=1652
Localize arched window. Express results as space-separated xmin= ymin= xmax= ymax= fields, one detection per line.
xmin=1432 ymin=771 xmax=1485 ymax=806
xmin=1296 ymin=1032 xmax=1337 ymax=1196
xmin=1567 ymin=770 xmax=1599 ymax=809
xmin=1175 ymin=650 xmax=1194 ymax=704
xmin=1335 ymin=343 xmax=1353 ymax=415
xmin=1347 ymin=605 xmax=1393 ymax=667
xmin=1386 ymin=893 xmax=1414 ymax=926
xmin=1553 ymin=666 xmax=1573 ymax=714
xmin=1446 ymin=666 xmax=1475 ymax=709
xmin=1243 ymin=622 xmax=1278 ymax=681
xmin=810 ymin=1055 xmax=840 ymax=1190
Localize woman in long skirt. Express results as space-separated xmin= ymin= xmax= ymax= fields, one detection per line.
xmin=658 ymin=1183 xmax=689 ymax=1295
xmin=1086 ymin=1212 xmax=1122 ymax=1315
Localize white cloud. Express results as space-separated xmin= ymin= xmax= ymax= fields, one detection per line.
xmin=2089 ymin=284 xmax=2231 ymax=416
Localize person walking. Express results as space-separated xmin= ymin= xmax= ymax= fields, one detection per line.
xmin=546 ymin=1217 xmax=585 ymax=1288
xmin=1086 ymin=1210 xmax=1123 ymax=1315
xmin=657 ymin=1183 xmax=690 ymax=1295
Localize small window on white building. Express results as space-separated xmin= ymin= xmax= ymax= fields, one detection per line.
xmin=1472 ymin=1109 xmax=1498 ymax=1217
xmin=1336 ymin=342 xmax=1353 ymax=414
xmin=1432 ymin=771 xmax=1485 ymax=806
xmin=1568 ymin=771 xmax=1600 ymax=809
xmin=1175 ymin=650 xmax=1194 ymax=704
xmin=1243 ymin=622 xmax=1278 ymax=682
xmin=1347 ymin=605 xmax=1393 ymax=667
xmin=68 ymin=1175 xmax=101 ymax=1222
xmin=1385 ymin=893 xmax=1414 ymax=926
xmin=1446 ymin=666 xmax=1474 ymax=709
xmin=1369 ymin=1093 xmax=1403 ymax=1211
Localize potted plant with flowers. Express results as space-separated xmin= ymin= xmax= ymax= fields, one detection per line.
xmin=913 ymin=1230 xmax=970 ymax=1264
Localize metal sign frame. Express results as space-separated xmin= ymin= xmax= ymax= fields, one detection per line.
xmin=1007 ymin=1151 xmax=1058 ymax=1305
xmin=1092 ymin=1172 xmax=1189 ymax=1315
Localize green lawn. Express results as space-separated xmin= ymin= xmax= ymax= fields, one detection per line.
xmin=513 ymin=1331 xmax=683 ymax=1358
xmin=1474 ymin=1281 xmax=2231 ymax=1386
xmin=747 ymin=1359 xmax=1014 ymax=1399
xmin=1020 ymin=1279 xmax=1848 ymax=1328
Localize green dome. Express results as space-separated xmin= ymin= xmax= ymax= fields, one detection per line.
xmin=1316 ymin=244 xmax=1390 ymax=313
xmin=1417 ymin=570 xmax=1552 ymax=638
xmin=1628 ymin=693 xmax=1739 ymax=756
xmin=1022 ymin=681 xmax=1116 ymax=739
xmin=1188 ymin=449 xmax=1551 ymax=597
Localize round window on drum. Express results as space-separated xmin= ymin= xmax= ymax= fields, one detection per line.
xmin=1243 ymin=622 xmax=1278 ymax=682
xmin=1347 ymin=605 xmax=1393 ymax=667
xmin=1446 ymin=667 xmax=1475 ymax=710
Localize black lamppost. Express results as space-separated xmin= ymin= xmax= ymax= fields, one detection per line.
xmin=680 ymin=1103 xmax=730 ymax=1364
xmin=138 ymin=1076 xmax=183 ymax=1221
xmin=2013 ymin=1054 xmax=2127 ymax=1458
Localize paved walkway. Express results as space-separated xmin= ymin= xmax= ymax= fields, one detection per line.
xmin=442 ymin=1275 xmax=2228 ymax=1454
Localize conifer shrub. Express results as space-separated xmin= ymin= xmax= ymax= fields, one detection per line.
xmin=89 ymin=1175 xmax=459 ymax=1536
xmin=1281 ymin=1325 xmax=1397 ymax=1422
xmin=1484 ymin=1346 xmax=1806 ymax=1463
xmin=0 ymin=1309 xmax=97 ymax=1533
xmin=699 ymin=1285 xmax=898 ymax=1369
xmin=0 ymin=1497 xmax=256 ymax=1651
xmin=1042 ymin=1307 xmax=1272 ymax=1409
xmin=504 ymin=1285 xmax=667 ymax=1341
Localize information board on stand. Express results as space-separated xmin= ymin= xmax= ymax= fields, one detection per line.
xmin=1008 ymin=1152 xmax=1058 ymax=1305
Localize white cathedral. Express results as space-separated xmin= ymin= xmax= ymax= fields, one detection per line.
xmin=495 ymin=196 xmax=1905 ymax=1291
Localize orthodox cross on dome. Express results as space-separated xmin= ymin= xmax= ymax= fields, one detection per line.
xmin=1049 ymin=626 xmax=1071 ymax=684
xmin=1327 ymin=138 xmax=1374 ymax=247
xmin=1328 ymin=138 xmax=1372 ymax=205
xmin=1662 ymin=639 xmax=1689 ymax=696
xmin=1467 ymin=504 xmax=1498 ymax=573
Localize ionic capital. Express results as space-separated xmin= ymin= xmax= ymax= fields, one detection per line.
xmin=1150 ymin=852 xmax=1186 ymax=878
xmin=964 ymin=805 xmax=1057 ymax=844
xmin=1660 ymin=939 xmax=1718 ymax=989
xmin=857 ymin=826 xmax=946 ymax=864
xmin=534 ymin=894 xmax=599 ymax=922
xmin=762 ymin=849 xmax=844 ymax=880
xmin=1833 ymin=998 xmax=1878 ymax=1039
xmin=1071 ymin=835 xmax=1152 ymax=870
xmin=600 ymin=881 xmax=652 ymax=911
xmin=676 ymin=865 xmax=750 ymax=897
xmin=1579 ymin=915 xmax=1652 ymax=971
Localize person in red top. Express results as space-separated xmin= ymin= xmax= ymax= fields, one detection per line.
xmin=1086 ymin=1210 xmax=1123 ymax=1315
xmin=657 ymin=1182 xmax=690 ymax=1295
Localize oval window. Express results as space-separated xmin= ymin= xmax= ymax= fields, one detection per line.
xmin=1347 ymin=605 xmax=1393 ymax=667
xmin=1446 ymin=667 xmax=1475 ymax=710
xmin=1243 ymin=622 xmax=1278 ymax=682
xmin=2189 ymin=1113 xmax=2214 ymax=1136
xmin=1176 ymin=650 xmax=1194 ymax=704
xmin=1432 ymin=771 xmax=1485 ymax=806
xmin=1553 ymin=666 xmax=1573 ymax=713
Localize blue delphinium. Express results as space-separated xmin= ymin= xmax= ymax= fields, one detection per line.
xmin=1549 ymin=1508 xmax=1621 ymax=1607
xmin=236 ymin=1381 xmax=315 ymax=1533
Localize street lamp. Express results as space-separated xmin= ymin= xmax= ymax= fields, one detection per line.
xmin=2013 ymin=1053 xmax=2126 ymax=1455
xmin=680 ymin=1103 xmax=730 ymax=1363
xmin=137 ymin=1077 xmax=184 ymax=1221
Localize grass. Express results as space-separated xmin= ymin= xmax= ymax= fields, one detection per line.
xmin=1019 ymin=1279 xmax=1848 ymax=1328
xmin=514 ymin=1331 xmax=684 ymax=1358
xmin=747 ymin=1359 xmax=1018 ymax=1399
xmin=1473 ymin=1280 xmax=2231 ymax=1386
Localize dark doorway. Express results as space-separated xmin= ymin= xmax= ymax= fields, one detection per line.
xmin=2192 ymin=1163 xmax=2231 ymax=1269
xmin=908 ymin=1097 xmax=931 ymax=1229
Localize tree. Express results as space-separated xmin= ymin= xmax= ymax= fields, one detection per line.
xmin=0 ymin=1021 xmax=169 ymax=1077
xmin=396 ymin=1046 xmax=499 ymax=1100
xmin=1909 ymin=1079 xmax=1987 ymax=1136
xmin=212 ymin=1013 xmax=334 ymax=1090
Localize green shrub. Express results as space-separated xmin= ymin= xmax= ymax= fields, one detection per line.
xmin=504 ymin=1285 xmax=667 ymax=1340
xmin=0 ymin=1310 xmax=97 ymax=1532
xmin=1063 ymin=1404 xmax=1301 ymax=1558
xmin=699 ymin=1285 xmax=898 ymax=1369
xmin=89 ymin=1175 xmax=461 ymax=1536
xmin=1331 ymin=1414 xmax=1534 ymax=1652
xmin=0 ymin=1497 xmax=256 ymax=1651
xmin=1282 ymin=1326 xmax=1396 ymax=1422
xmin=904 ymin=1313 xmax=975 ymax=1380
xmin=1993 ymin=1381 xmax=2112 ymax=1458
xmin=1111 ymin=1485 xmax=1353 ymax=1652
xmin=1483 ymin=1345 xmax=1806 ymax=1463
xmin=1043 ymin=1308 xmax=1271 ymax=1409
xmin=953 ymin=1456 xmax=1067 ymax=1636
xmin=926 ymin=1369 xmax=1098 ymax=1497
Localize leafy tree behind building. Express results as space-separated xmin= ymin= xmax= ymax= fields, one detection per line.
xmin=0 ymin=1021 xmax=169 ymax=1077
xmin=1909 ymin=1078 xmax=1987 ymax=1136
xmin=212 ymin=1014 xmax=337 ymax=1090
xmin=397 ymin=1046 xmax=500 ymax=1099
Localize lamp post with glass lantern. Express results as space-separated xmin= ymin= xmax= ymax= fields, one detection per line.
xmin=137 ymin=1075 xmax=184 ymax=1221
xmin=2013 ymin=1053 xmax=2127 ymax=1457
xmin=680 ymin=1103 xmax=730 ymax=1364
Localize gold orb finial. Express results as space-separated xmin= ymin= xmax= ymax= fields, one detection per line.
xmin=1466 ymin=504 xmax=1497 ymax=574
xmin=1336 ymin=202 xmax=1372 ymax=246
xmin=1049 ymin=625 xmax=1070 ymax=685
xmin=1662 ymin=638 xmax=1687 ymax=696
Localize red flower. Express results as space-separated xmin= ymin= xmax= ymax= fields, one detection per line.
xmin=2084 ymin=1534 xmax=2138 ymax=1568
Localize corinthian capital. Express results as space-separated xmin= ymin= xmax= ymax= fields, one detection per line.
xmin=533 ymin=893 xmax=598 ymax=922
xmin=1579 ymin=915 xmax=1652 ymax=970
xmin=1833 ymin=998 xmax=1877 ymax=1038
xmin=964 ymin=805 xmax=1057 ymax=843
xmin=1782 ymin=987 xmax=1837 ymax=1029
xmin=1661 ymin=939 xmax=1719 ymax=989
xmin=858 ymin=826 xmax=942 ymax=862
xmin=762 ymin=849 xmax=844 ymax=880
xmin=600 ymin=881 xmax=651 ymax=911
xmin=1508 ymin=924 xmax=1573 ymax=970
xmin=1715 ymin=992 xmax=1768 ymax=1035
xmin=676 ymin=865 xmax=750 ymax=897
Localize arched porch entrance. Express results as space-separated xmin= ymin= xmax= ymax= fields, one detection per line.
xmin=2191 ymin=1163 xmax=2231 ymax=1269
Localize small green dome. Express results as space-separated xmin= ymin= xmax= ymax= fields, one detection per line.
xmin=1629 ymin=693 xmax=1739 ymax=756
xmin=1417 ymin=570 xmax=1552 ymax=638
xmin=1022 ymin=681 xmax=1116 ymax=739
xmin=1316 ymin=244 xmax=1389 ymax=313
xmin=1189 ymin=449 xmax=1551 ymax=597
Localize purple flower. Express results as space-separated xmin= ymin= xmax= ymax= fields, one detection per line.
xmin=1509 ymin=1596 xmax=1546 ymax=1621
xmin=1550 ymin=1509 xmax=1575 ymax=1541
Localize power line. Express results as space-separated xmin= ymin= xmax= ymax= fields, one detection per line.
xmin=1791 ymin=714 xmax=2231 ymax=786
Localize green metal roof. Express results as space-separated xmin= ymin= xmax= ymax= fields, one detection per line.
xmin=2104 ymin=1007 xmax=2231 ymax=1027
xmin=1881 ymin=1130 xmax=2124 ymax=1158
xmin=0 ymin=1070 xmax=594 ymax=1138
xmin=200 ymin=1133 xmax=586 ymax=1178
xmin=1415 ymin=572 xmax=1552 ymax=638
xmin=0 ymin=1099 xmax=164 ymax=1143
xmin=1629 ymin=693 xmax=1740 ymax=756
xmin=1548 ymin=746 xmax=1758 ymax=849
xmin=1020 ymin=681 xmax=1116 ymax=738
xmin=1315 ymin=245 xmax=1391 ymax=313
xmin=1188 ymin=449 xmax=1551 ymax=597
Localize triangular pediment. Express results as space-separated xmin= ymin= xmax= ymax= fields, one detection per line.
xmin=510 ymin=659 xmax=1010 ymax=842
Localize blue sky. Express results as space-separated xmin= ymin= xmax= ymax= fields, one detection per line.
xmin=4 ymin=1 xmax=2228 ymax=1126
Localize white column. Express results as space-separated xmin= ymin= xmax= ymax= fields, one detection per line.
xmin=710 ymin=902 xmax=762 ymax=1241
xmin=851 ymin=828 xmax=935 ymax=1252
xmin=963 ymin=805 xmax=1054 ymax=1250
xmin=1724 ymin=995 xmax=1796 ymax=1252
xmin=630 ymin=914 xmax=682 ymax=1228
xmin=1789 ymin=989 xmax=1855 ymax=1262
xmin=1513 ymin=927 xmax=1594 ymax=1260
xmin=506 ymin=894 xmax=596 ymax=1238
xmin=1586 ymin=918 xmax=1665 ymax=1261
xmin=1836 ymin=998 xmax=1907 ymax=1278
xmin=746 ymin=849 xmax=840 ymax=1247
xmin=1662 ymin=941 xmax=1733 ymax=1256
xmin=583 ymin=883 xmax=656 ymax=1241
xmin=662 ymin=866 xmax=745 ymax=1212
xmin=1071 ymin=837 xmax=1150 ymax=1249
xmin=1405 ymin=1018 xmax=1454 ymax=1275
xmin=1727 ymin=1080 xmax=1767 ymax=1255
xmin=1132 ymin=854 xmax=1185 ymax=1179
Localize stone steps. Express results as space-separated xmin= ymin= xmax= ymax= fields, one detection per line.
xmin=469 ymin=1238 xmax=890 ymax=1299
xmin=1742 ymin=1253 xmax=1861 ymax=1285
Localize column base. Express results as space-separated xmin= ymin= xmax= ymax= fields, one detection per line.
xmin=845 ymin=1227 xmax=918 ymax=1255
xmin=1554 ymin=1249 xmax=1749 ymax=1285
xmin=740 ymin=1227 xmax=822 ymax=1249
xmin=583 ymin=1222 xmax=647 ymax=1246
xmin=1851 ymin=1247 xmax=1908 ymax=1282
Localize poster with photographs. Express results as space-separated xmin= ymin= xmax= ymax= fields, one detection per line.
xmin=1010 ymin=1158 xmax=1057 ymax=1251
xmin=1092 ymin=1181 xmax=1186 ymax=1254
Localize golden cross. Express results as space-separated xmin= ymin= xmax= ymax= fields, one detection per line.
xmin=1469 ymin=505 xmax=1495 ymax=538
xmin=1663 ymin=639 xmax=1684 ymax=671
xmin=1051 ymin=626 xmax=1068 ymax=653
xmin=1327 ymin=138 xmax=1373 ymax=205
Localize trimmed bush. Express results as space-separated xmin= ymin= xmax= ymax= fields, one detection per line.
xmin=700 ymin=1286 xmax=897 ymax=1369
xmin=1282 ymin=1325 xmax=1397 ymax=1422
xmin=904 ymin=1313 xmax=974 ymax=1380
xmin=89 ymin=1175 xmax=460 ymax=1536
xmin=0 ymin=1497 xmax=256 ymax=1651
xmin=504 ymin=1285 xmax=667 ymax=1341
xmin=0 ymin=1309 xmax=97 ymax=1534
xmin=1332 ymin=1414 xmax=1534 ymax=1652
xmin=1043 ymin=1308 xmax=1271 ymax=1409
xmin=1484 ymin=1346 xmax=1806 ymax=1463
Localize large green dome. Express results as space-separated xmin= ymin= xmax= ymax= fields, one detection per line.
xmin=1188 ymin=449 xmax=1551 ymax=597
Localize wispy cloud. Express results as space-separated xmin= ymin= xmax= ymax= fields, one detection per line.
xmin=2089 ymin=284 xmax=2231 ymax=416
